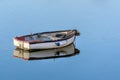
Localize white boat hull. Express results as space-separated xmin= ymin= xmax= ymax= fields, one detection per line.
xmin=14 ymin=35 xmax=75 ymax=50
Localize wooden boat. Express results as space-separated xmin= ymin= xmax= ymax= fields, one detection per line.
xmin=13 ymin=43 xmax=80 ymax=60
xmin=13 ymin=29 xmax=80 ymax=50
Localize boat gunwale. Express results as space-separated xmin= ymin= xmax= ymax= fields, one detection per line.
xmin=14 ymin=29 xmax=77 ymax=44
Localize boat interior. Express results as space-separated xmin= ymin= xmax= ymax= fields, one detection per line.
xmin=15 ymin=30 xmax=75 ymax=43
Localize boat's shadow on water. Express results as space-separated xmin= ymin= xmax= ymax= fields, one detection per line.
xmin=13 ymin=43 xmax=80 ymax=61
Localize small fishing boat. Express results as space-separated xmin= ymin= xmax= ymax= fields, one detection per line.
xmin=13 ymin=43 xmax=80 ymax=60
xmin=13 ymin=29 xmax=80 ymax=50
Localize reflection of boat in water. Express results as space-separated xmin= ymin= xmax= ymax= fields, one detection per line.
xmin=13 ymin=44 xmax=80 ymax=60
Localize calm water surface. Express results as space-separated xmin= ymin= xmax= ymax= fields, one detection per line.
xmin=0 ymin=0 xmax=120 ymax=80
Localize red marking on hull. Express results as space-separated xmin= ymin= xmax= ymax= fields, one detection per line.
xmin=15 ymin=36 xmax=25 ymax=41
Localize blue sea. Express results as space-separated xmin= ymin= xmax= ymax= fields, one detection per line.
xmin=0 ymin=0 xmax=120 ymax=80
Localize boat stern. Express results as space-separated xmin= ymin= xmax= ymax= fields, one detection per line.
xmin=13 ymin=38 xmax=30 ymax=50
